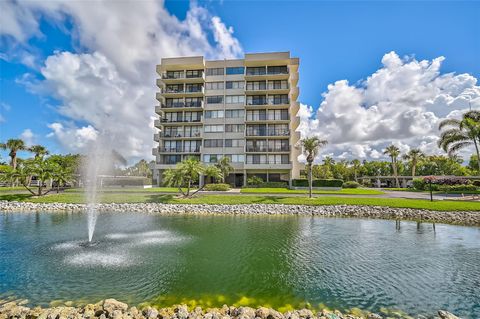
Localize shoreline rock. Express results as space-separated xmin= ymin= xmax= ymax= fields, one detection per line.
xmin=0 ymin=299 xmax=461 ymax=319
xmin=0 ymin=201 xmax=479 ymax=227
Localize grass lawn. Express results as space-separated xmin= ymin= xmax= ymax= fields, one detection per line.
xmin=64 ymin=187 xmax=197 ymax=193
xmin=1 ymin=192 xmax=479 ymax=211
xmin=387 ymin=187 xmax=480 ymax=195
xmin=240 ymin=188 xmax=384 ymax=195
xmin=0 ymin=186 xmax=28 ymax=192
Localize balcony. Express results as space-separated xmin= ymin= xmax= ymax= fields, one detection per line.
xmin=246 ymin=99 xmax=268 ymax=106
xmin=154 ymin=120 xmax=161 ymax=128
xmin=245 ymin=67 xmax=289 ymax=80
xmin=160 ymin=132 xmax=202 ymax=138
xmin=184 ymin=86 xmax=204 ymax=94
xmin=246 ymin=129 xmax=290 ymax=137
xmin=161 ymin=101 xmax=203 ymax=109
xmin=246 ymin=147 xmax=268 ymax=152
xmin=159 ymin=117 xmax=203 ymax=124
xmin=159 ymin=147 xmax=201 ymax=153
xmin=246 ymin=116 xmax=290 ymax=122
xmin=160 ymin=71 xmax=205 ymax=84
xmin=153 ymin=133 xmax=160 ymax=142
xmin=162 ymin=72 xmax=185 ymax=80
xmin=268 ymin=147 xmax=290 ymax=152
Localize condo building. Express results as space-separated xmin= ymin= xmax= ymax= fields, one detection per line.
xmin=152 ymin=52 xmax=301 ymax=187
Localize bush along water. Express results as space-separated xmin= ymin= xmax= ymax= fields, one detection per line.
xmin=342 ymin=181 xmax=360 ymax=188
xmin=204 ymin=183 xmax=231 ymax=191
xmin=413 ymin=176 xmax=478 ymax=192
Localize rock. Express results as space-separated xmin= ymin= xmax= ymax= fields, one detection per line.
xmin=145 ymin=307 xmax=159 ymax=319
xmin=236 ymin=307 xmax=256 ymax=319
xmin=438 ymin=311 xmax=459 ymax=319
xmin=296 ymin=309 xmax=313 ymax=319
xmin=255 ymin=307 xmax=270 ymax=319
xmin=175 ymin=305 xmax=188 ymax=319
xmin=103 ymin=299 xmax=128 ymax=315
xmin=367 ymin=314 xmax=382 ymax=319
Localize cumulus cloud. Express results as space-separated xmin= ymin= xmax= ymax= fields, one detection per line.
xmin=19 ymin=128 xmax=35 ymax=146
xmin=1 ymin=0 xmax=243 ymax=161
xmin=299 ymin=51 xmax=480 ymax=162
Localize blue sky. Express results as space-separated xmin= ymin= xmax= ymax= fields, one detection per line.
xmin=1 ymin=0 xmax=479 ymax=162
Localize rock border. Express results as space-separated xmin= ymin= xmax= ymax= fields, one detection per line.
xmin=0 ymin=298 xmax=461 ymax=319
xmin=1 ymin=201 xmax=479 ymax=226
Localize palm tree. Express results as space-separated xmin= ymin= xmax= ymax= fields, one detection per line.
xmin=298 ymin=136 xmax=328 ymax=198
xmin=29 ymin=145 xmax=49 ymax=160
xmin=163 ymin=157 xmax=222 ymax=197
xmin=51 ymin=164 xmax=75 ymax=193
xmin=403 ymin=149 xmax=424 ymax=177
xmin=351 ymin=159 xmax=361 ymax=181
xmin=383 ymin=144 xmax=401 ymax=188
xmin=215 ymin=156 xmax=234 ymax=184
xmin=438 ymin=110 xmax=480 ymax=172
xmin=0 ymin=139 xmax=27 ymax=170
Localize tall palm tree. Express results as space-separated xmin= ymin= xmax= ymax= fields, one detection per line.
xmin=215 ymin=156 xmax=234 ymax=184
xmin=438 ymin=110 xmax=480 ymax=172
xmin=383 ymin=144 xmax=401 ymax=188
xmin=298 ymin=136 xmax=328 ymax=198
xmin=403 ymin=149 xmax=424 ymax=177
xmin=0 ymin=139 xmax=27 ymax=170
xmin=351 ymin=159 xmax=361 ymax=181
xmin=29 ymin=145 xmax=49 ymax=160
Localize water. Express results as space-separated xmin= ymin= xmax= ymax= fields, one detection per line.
xmin=1 ymin=213 xmax=479 ymax=318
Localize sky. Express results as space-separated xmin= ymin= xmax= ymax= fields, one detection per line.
xmin=1 ymin=0 xmax=479 ymax=163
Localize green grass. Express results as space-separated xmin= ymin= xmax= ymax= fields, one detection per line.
xmin=0 ymin=186 xmax=28 ymax=192
xmin=64 ymin=187 xmax=196 ymax=193
xmin=387 ymin=187 xmax=480 ymax=195
xmin=2 ymin=192 xmax=480 ymax=211
xmin=240 ymin=188 xmax=384 ymax=195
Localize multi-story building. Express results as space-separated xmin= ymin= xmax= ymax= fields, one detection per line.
xmin=152 ymin=52 xmax=301 ymax=187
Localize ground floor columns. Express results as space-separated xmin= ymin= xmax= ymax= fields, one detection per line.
xmin=243 ymin=170 xmax=247 ymax=187
xmin=199 ymin=174 xmax=205 ymax=187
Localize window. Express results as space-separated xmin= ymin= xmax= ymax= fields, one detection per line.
xmin=164 ymin=126 xmax=182 ymax=138
xmin=226 ymin=67 xmax=244 ymax=75
xmin=268 ymin=94 xmax=289 ymax=105
xmin=246 ymin=95 xmax=267 ymax=105
xmin=165 ymin=112 xmax=182 ymax=122
xmin=268 ymin=154 xmax=289 ymax=164
xmin=165 ymin=84 xmax=183 ymax=93
xmin=204 ymin=139 xmax=223 ymax=148
xmin=268 ymin=139 xmax=289 ymax=152
xmin=206 ymin=68 xmax=224 ymax=76
xmin=184 ymin=112 xmax=202 ymax=122
xmin=206 ymin=95 xmax=223 ymax=104
xmin=268 ymin=80 xmax=288 ymax=90
xmin=225 ymin=95 xmax=245 ymax=104
xmin=184 ymin=126 xmax=202 ymax=137
xmin=204 ymin=125 xmax=224 ymax=133
xmin=164 ymin=71 xmax=183 ymax=79
xmin=225 ymin=124 xmax=244 ymax=133
xmin=246 ymin=139 xmax=267 ymax=152
xmin=203 ymin=154 xmax=222 ymax=163
xmin=163 ymin=155 xmax=182 ymax=164
xmin=246 ymin=154 xmax=267 ymax=164
xmin=267 ymin=65 xmax=288 ymax=75
xmin=226 ymin=81 xmax=245 ymax=89
xmin=186 ymin=70 xmax=203 ymax=78
xmin=246 ymin=110 xmax=266 ymax=121
xmin=267 ymin=109 xmax=288 ymax=120
xmin=246 ymin=67 xmax=266 ymax=76
xmin=205 ymin=110 xmax=224 ymax=119
xmin=268 ymin=124 xmax=289 ymax=136
xmin=183 ymin=140 xmax=201 ymax=152
xmin=246 ymin=81 xmax=266 ymax=91
xmin=246 ymin=124 xmax=267 ymax=136
xmin=205 ymin=82 xmax=224 ymax=90
xmin=185 ymin=97 xmax=202 ymax=108
xmin=185 ymin=84 xmax=203 ymax=93
xmin=225 ymin=109 xmax=244 ymax=118
xmin=226 ymin=154 xmax=244 ymax=163
xmin=225 ymin=139 xmax=244 ymax=147
xmin=165 ymin=98 xmax=184 ymax=108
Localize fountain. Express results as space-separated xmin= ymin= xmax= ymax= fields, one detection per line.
xmin=83 ymin=135 xmax=118 ymax=243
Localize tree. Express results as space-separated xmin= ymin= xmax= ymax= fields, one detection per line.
xmin=298 ymin=136 xmax=328 ymax=198
xmin=0 ymin=139 xmax=27 ymax=170
xmin=13 ymin=158 xmax=56 ymax=196
xmin=29 ymin=145 xmax=49 ymax=159
xmin=215 ymin=156 xmax=234 ymax=183
xmin=51 ymin=165 xmax=75 ymax=193
xmin=403 ymin=149 xmax=424 ymax=177
xmin=438 ymin=110 xmax=480 ymax=172
xmin=383 ymin=144 xmax=401 ymax=188
xmin=351 ymin=159 xmax=361 ymax=181
xmin=162 ymin=157 xmax=222 ymax=197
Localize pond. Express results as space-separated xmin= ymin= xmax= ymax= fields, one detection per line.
xmin=0 ymin=212 xmax=479 ymax=318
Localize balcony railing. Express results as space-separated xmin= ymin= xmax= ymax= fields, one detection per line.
xmin=160 ymin=132 xmax=202 ymax=138
xmin=246 ymin=116 xmax=290 ymax=121
xmin=246 ymin=129 xmax=290 ymax=137
xmin=162 ymin=73 xmax=184 ymax=79
xmin=246 ymin=146 xmax=290 ymax=152
xmin=162 ymin=101 xmax=203 ymax=108
xmin=246 ymin=147 xmax=268 ymax=152
xmin=268 ymin=147 xmax=290 ymax=152
xmin=160 ymin=118 xmax=202 ymax=123
xmin=246 ymin=99 xmax=290 ymax=106
xmin=164 ymin=88 xmax=184 ymax=93
xmin=159 ymin=147 xmax=201 ymax=153
xmin=246 ymin=68 xmax=289 ymax=76
xmin=267 ymin=84 xmax=289 ymax=90
xmin=185 ymin=86 xmax=204 ymax=93
xmin=246 ymin=160 xmax=291 ymax=165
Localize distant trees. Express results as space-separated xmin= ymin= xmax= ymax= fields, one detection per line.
xmin=383 ymin=144 xmax=401 ymax=188
xmin=403 ymin=149 xmax=424 ymax=177
xmin=0 ymin=139 xmax=28 ymax=169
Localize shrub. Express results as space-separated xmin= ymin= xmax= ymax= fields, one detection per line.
xmin=343 ymin=181 xmax=360 ymax=188
xmin=204 ymin=183 xmax=230 ymax=191
xmin=292 ymin=179 xmax=343 ymax=188
xmin=473 ymin=180 xmax=480 ymax=187
xmin=245 ymin=181 xmax=288 ymax=188
xmin=438 ymin=184 xmax=477 ymax=192
xmin=412 ymin=178 xmax=426 ymax=190
xmin=247 ymin=176 xmax=263 ymax=186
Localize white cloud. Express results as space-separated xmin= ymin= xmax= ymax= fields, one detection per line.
xmin=20 ymin=128 xmax=35 ymax=146
xmin=2 ymin=1 xmax=243 ymax=161
xmin=299 ymin=51 xmax=480 ymax=162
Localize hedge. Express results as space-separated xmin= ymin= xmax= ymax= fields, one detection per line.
xmin=342 ymin=181 xmax=360 ymax=188
xmin=204 ymin=183 xmax=230 ymax=191
xmin=292 ymin=179 xmax=343 ymax=188
xmin=245 ymin=182 xmax=288 ymax=188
